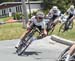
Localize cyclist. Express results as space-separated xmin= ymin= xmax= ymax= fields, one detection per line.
xmin=46 ymin=6 xmax=61 ymax=31
xmin=65 ymin=44 xmax=75 ymax=61
xmin=15 ymin=11 xmax=47 ymax=49
xmin=64 ymin=5 xmax=75 ymax=30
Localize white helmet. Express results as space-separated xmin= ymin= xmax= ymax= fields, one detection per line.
xmin=52 ymin=6 xmax=58 ymax=10
xmin=36 ymin=11 xmax=45 ymax=18
xmin=70 ymin=5 xmax=74 ymax=10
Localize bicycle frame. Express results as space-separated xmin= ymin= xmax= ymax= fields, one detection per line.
xmin=16 ymin=27 xmax=41 ymax=55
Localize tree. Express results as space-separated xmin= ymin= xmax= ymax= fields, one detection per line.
xmin=42 ymin=0 xmax=73 ymax=13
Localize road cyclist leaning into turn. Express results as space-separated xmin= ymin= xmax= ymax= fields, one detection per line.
xmin=46 ymin=6 xmax=61 ymax=31
xmin=65 ymin=44 xmax=75 ymax=61
xmin=64 ymin=5 xmax=75 ymax=30
xmin=15 ymin=11 xmax=48 ymax=49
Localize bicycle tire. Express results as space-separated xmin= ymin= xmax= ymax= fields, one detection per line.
xmin=16 ymin=32 xmax=32 ymax=53
xmin=59 ymin=23 xmax=65 ymax=32
xmin=57 ymin=46 xmax=71 ymax=61
xmin=49 ymin=25 xmax=55 ymax=34
xmin=17 ymin=29 xmax=37 ymax=55
xmin=18 ymin=38 xmax=33 ymax=55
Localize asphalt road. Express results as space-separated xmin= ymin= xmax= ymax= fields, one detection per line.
xmin=0 ymin=36 xmax=68 ymax=61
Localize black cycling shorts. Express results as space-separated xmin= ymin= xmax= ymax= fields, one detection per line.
xmin=29 ymin=23 xmax=43 ymax=32
xmin=51 ymin=15 xmax=58 ymax=21
xmin=67 ymin=14 xmax=73 ymax=20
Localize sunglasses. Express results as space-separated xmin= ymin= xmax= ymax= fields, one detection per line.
xmin=38 ymin=17 xmax=43 ymax=19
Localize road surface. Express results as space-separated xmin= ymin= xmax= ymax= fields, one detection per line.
xmin=0 ymin=36 xmax=68 ymax=61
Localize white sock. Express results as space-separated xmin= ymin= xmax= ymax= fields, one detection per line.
xmin=65 ymin=54 xmax=70 ymax=61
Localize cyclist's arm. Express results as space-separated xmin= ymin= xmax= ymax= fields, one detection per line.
xmin=20 ymin=20 xmax=32 ymax=40
xmin=70 ymin=15 xmax=75 ymax=21
xmin=42 ymin=21 xmax=48 ymax=36
xmin=27 ymin=16 xmax=34 ymax=28
xmin=43 ymin=29 xmax=47 ymax=36
xmin=27 ymin=21 xmax=32 ymax=28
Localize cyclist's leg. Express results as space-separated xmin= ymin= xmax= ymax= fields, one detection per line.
xmin=51 ymin=15 xmax=58 ymax=27
xmin=65 ymin=15 xmax=73 ymax=30
xmin=65 ymin=44 xmax=75 ymax=61
xmin=67 ymin=44 xmax=75 ymax=56
xmin=53 ymin=17 xmax=59 ymax=25
xmin=68 ymin=16 xmax=74 ymax=28
xmin=15 ymin=24 xmax=34 ymax=48
xmin=15 ymin=29 xmax=32 ymax=49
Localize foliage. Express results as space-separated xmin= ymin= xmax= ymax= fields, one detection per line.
xmin=42 ymin=0 xmax=74 ymax=13
xmin=0 ymin=22 xmax=75 ymax=40
xmin=51 ymin=22 xmax=75 ymax=41
xmin=12 ymin=13 xmax=22 ymax=20
xmin=0 ymin=23 xmax=25 ymax=40
xmin=0 ymin=17 xmax=11 ymax=22
xmin=28 ymin=11 xmax=37 ymax=18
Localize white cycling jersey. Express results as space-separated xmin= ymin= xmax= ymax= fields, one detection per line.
xmin=67 ymin=9 xmax=75 ymax=15
xmin=49 ymin=9 xmax=61 ymax=16
xmin=29 ymin=16 xmax=46 ymax=29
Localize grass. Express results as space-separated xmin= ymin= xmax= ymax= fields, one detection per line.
xmin=0 ymin=17 xmax=11 ymax=22
xmin=0 ymin=17 xmax=75 ymax=41
xmin=51 ymin=22 xmax=75 ymax=41
xmin=0 ymin=22 xmax=75 ymax=41
xmin=0 ymin=23 xmax=26 ymax=40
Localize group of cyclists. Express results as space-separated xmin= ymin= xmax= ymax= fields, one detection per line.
xmin=15 ymin=5 xmax=75 ymax=61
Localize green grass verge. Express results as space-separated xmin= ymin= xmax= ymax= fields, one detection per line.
xmin=0 ymin=17 xmax=11 ymax=22
xmin=51 ymin=22 xmax=75 ymax=41
xmin=0 ymin=23 xmax=25 ymax=40
xmin=0 ymin=21 xmax=75 ymax=41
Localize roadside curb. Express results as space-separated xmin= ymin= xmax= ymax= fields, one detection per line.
xmin=51 ymin=35 xmax=75 ymax=46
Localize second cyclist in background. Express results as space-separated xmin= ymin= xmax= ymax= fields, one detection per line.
xmin=64 ymin=5 xmax=75 ymax=30
xmin=46 ymin=6 xmax=61 ymax=31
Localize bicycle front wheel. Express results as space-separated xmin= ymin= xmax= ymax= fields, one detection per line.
xmin=57 ymin=46 xmax=71 ymax=61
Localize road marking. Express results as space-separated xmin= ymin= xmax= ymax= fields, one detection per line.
xmin=0 ymin=46 xmax=14 ymax=49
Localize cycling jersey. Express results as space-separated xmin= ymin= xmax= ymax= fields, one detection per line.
xmin=49 ymin=9 xmax=61 ymax=16
xmin=67 ymin=9 xmax=75 ymax=15
xmin=66 ymin=9 xmax=75 ymax=20
xmin=47 ymin=9 xmax=61 ymax=21
xmin=29 ymin=16 xmax=46 ymax=29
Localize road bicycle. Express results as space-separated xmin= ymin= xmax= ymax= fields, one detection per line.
xmin=16 ymin=27 xmax=42 ymax=55
xmin=44 ymin=18 xmax=56 ymax=34
xmin=59 ymin=15 xmax=73 ymax=32
xmin=57 ymin=45 xmax=75 ymax=61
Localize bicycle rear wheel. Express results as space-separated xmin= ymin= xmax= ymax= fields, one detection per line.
xmin=59 ymin=23 xmax=65 ymax=32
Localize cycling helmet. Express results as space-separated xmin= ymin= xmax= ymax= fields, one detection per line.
xmin=70 ymin=5 xmax=74 ymax=10
xmin=52 ymin=6 xmax=58 ymax=10
xmin=36 ymin=11 xmax=45 ymax=18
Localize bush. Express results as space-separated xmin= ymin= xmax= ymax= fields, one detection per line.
xmin=42 ymin=0 xmax=73 ymax=13
xmin=12 ymin=13 xmax=22 ymax=20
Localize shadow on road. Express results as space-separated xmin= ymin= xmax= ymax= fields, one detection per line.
xmin=13 ymin=51 xmax=42 ymax=56
xmin=22 ymin=51 xmax=42 ymax=56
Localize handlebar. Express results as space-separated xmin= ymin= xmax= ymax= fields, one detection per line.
xmin=33 ymin=27 xmax=41 ymax=33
